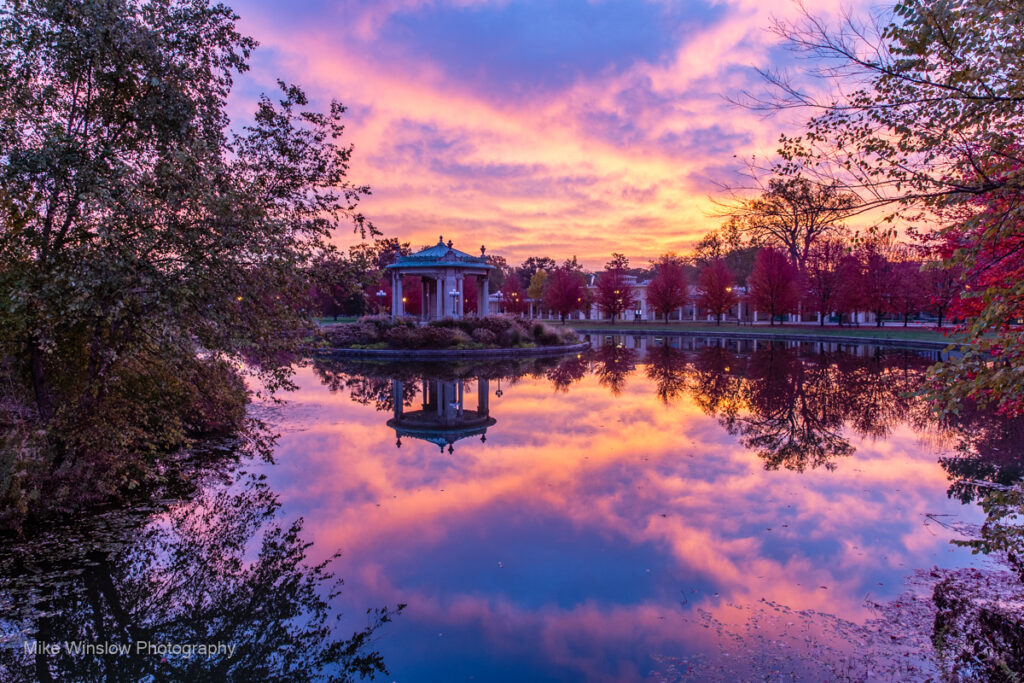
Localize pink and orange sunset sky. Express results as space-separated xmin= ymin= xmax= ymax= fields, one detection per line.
xmin=229 ymin=0 xmax=872 ymax=269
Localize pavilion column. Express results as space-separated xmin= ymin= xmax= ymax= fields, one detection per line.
xmin=692 ymin=306 xmax=697 ymax=321
xmin=442 ymin=382 xmax=456 ymax=425
xmin=422 ymin=278 xmax=428 ymax=322
xmin=753 ymin=310 xmax=759 ymax=323
xmin=395 ymin=275 xmax=404 ymax=317
xmin=390 ymin=272 xmax=399 ymax=319
xmin=456 ymin=274 xmax=464 ymax=318
xmin=444 ymin=273 xmax=455 ymax=318
xmin=435 ymin=277 xmax=443 ymax=319
xmin=477 ymin=379 xmax=489 ymax=416
xmin=479 ymin=276 xmax=490 ymax=316
xmin=392 ymin=380 xmax=403 ymax=420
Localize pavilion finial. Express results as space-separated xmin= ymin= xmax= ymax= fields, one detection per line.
xmin=480 ymin=245 xmax=486 ymax=256
xmin=447 ymin=239 xmax=453 ymax=249
xmin=438 ymin=234 xmax=444 ymax=244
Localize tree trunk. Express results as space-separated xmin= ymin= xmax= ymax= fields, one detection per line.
xmin=28 ymin=336 xmax=55 ymax=421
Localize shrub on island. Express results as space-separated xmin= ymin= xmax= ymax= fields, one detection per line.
xmin=324 ymin=316 xmax=579 ymax=350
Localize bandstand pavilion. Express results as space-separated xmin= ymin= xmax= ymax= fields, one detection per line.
xmin=385 ymin=236 xmax=494 ymax=320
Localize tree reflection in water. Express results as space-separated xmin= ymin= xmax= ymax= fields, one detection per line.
xmin=0 ymin=460 xmax=401 ymax=682
xmin=307 ymin=336 xmax=1024 ymax=678
xmin=733 ymin=345 xmax=852 ymax=471
xmin=643 ymin=344 xmax=688 ymax=404
xmin=313 ymin=364 xmax=419 ymax=413
xmin=637 ymin=340 xmax=937 ymax=472
xmin=938 ymin=404 xmax=1024 ymax=505
xmin=317 ymin=339 xmax=955 ymax=475
xmin=688 ymin=341 xmax=744 ymax=424
xmin=590 ymin=343 xmax=637 ymax=396
xmin=545 ymin=353 xmax=588 ymax=393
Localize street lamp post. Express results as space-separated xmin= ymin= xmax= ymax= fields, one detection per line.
xmin=376 ymin=289 xmax=386 ymax=314
xmin=449 ymin=288 xmax=459 ymax=318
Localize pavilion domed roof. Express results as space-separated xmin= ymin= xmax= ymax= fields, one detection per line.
xmin=386 ymin=236 xmax=494 ymax=270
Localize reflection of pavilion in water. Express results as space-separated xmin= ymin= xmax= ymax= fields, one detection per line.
xmin=387 ymin=378 xmax=497 ymax=453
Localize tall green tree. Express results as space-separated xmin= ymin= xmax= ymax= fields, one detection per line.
xmin=515 ymin=256 xmax=555 ymax=289
xmin=0 ymin=0 xmax=374 ymax=515
xmin=721 ymin=177 xmax=856 ymax=274
xmin=691 ymin=220 xmax=760 ymax=285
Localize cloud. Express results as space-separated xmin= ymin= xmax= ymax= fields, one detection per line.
xmin=229 ymin=0 xmax=879 ymax=267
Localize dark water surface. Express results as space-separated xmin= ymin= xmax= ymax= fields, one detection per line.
xmin=5 ymin=335 xmax=1020 ymax=681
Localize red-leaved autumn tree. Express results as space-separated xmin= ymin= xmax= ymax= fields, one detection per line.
xmin=646 ymin=254 xmax=688 ymax=323
xmin=833 ymin=253 xmax=864 ymax=327
xmin=891 ymin=260 xmax=926 ymax=327
xmin=462 ymin=276 xmax=478 ymax=315
xmin=500 ymin=277 xmax=528 ymax=315
xmin=595 ymin=254 xmax=637 ymax=323
xmin=923 ymin=262 xmax=963 ymax=329
xmin=696 ymin=259 xmax=738 ymax=325
xmin=858 ymin=241 xmax=898 ymax=327
xmin=927 ymin=149 xmax=1024 ymax=414
xmin=803 ymin=237 xmax=847 ymax=326
xmin=543 ymin=265 xmax=586 ymax=323
xmin=747 ymin=247 xmax=800 ymax=325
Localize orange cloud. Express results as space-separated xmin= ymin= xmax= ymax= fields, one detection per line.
xmin=230 ymin=0 xmax=880 ymax=268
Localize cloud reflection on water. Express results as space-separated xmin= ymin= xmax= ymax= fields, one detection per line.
xmin=265 ymin=338 xmax=989 ymax=679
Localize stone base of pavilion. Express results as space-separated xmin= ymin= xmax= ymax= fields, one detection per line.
xmin=319 ymin=341 xmax=591 ymax=360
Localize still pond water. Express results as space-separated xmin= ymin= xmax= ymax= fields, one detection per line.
xmin=4 ymin=334 xmax=1020 ymax=681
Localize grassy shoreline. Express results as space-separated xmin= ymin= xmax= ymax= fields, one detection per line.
xmin=564 ymin=320 xmax=958 ymax=343
xmin=316 ymin=317 xmax=961 ymax=344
